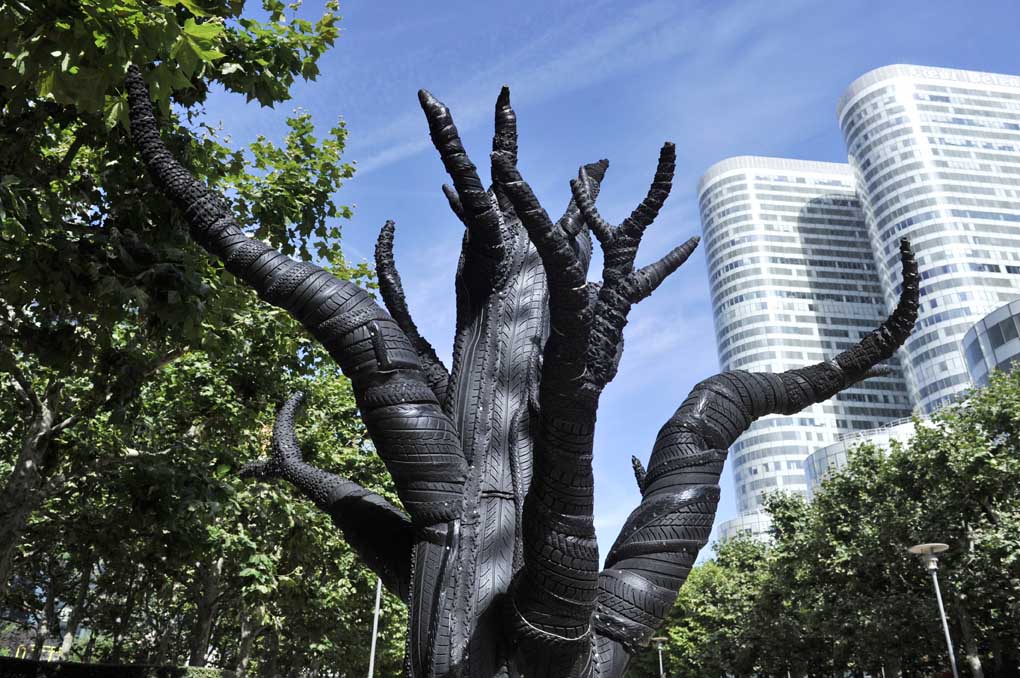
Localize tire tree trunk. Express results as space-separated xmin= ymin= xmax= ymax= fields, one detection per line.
xmin=125 ymin=65 xmax=921 ymax=677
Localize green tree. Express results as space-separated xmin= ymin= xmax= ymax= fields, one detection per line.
xmin=784 ymin=371 xmax=1020 ymax=675
xmin=0 ymin=0 xmax=351 ymax=595
xmin=883 ymin=370 xmax=1020 ymax=675
xmin=1 ymin=0 xmax=412 ymax=671
xmin=4 ymin=309 xmax=408 ymax=674
xmin=764 ymin=467 xmax=940 ymax=677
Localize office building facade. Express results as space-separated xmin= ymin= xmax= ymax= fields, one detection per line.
xmin=703 ymin=65 xmax=1020 ymax=541
xmin=698 ymin=157 xmax=914 ymax=538
xmin=838 ymin=64 xmax=1020 ymax=413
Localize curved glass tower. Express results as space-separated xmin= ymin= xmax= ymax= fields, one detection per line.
xmin=699 ymin=157 xmax=913 ymax=536
xmin=838 ymin=65 xmax=1020 ymax=413
xmin=962 ymin=298 xmax=1020 ymax=386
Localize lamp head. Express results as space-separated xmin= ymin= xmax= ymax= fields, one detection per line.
xmin=908 ymin=542 xmax=949 ymax=572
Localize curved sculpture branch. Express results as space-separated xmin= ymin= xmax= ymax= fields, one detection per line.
xmin=125 ymin=66 xmax=468 ymax=526
xmin=593 ymin=239 xmax=919 ymax=674
xmin=241 ymin=392 xmax=413 ymax=598
xmin=127 ymin=69 xmax=475 ymax=676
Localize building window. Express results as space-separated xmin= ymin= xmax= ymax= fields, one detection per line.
xmin=965 ymin=339 xmax=985 ymax=371
xmin=988 ymin=322 xmax=1006 ymax=349
xmin=999 ymin=317 xmax=1019 ymax=344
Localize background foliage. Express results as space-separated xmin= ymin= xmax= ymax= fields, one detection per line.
xmin=1 ymin=0 xmax=403 ymax=675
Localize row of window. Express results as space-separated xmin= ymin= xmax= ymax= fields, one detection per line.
xmin=966 ymin=313 xmax=1020 ymax=374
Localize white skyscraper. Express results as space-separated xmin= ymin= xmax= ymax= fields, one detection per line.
xmin=698 ymin=157 xmax=914 ymax=539
xmin=838 ymin=64 xmax=1020 ymax=413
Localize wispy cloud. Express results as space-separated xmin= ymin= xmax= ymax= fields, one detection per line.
xmin=350 ymin=0 xmax=832 ymax=174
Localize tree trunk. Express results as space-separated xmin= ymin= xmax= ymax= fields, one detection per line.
xmin=995 ymin=644 xmax=1020 ymax=676
xmin=188 ymin=556 xmax=223 ymax=666
xmin=31 ymin=615 xmax=49 ymax=661
xmin=0 ymin=400 xmax=58 ymax=597
xmin=111 ymin=568 xmax=139 ymax=662
xmin=990 ymin=640 xmax=1020 ymax=678
xmin=82 ymin=630 xmax=96 ymax=662
xmin=31 ymin=573 xmax=57 ymax=661
xmin=953 ymin=592 xmax=984 ymax=678
xmin=260 ymin=630 xmax=279 ymax=678
xmin=235 ymin=611 xmax=261 ymax=678
xmin=59 ymin=557 xmax=93 ymax=658
xmin=151 ymin=580 xmax=178 ymax=667
xmin=153 ymin=624 xmax=172 ymax=668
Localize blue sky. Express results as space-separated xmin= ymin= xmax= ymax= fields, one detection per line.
xmin=204 ymin=0 xmax=1020 ymax=554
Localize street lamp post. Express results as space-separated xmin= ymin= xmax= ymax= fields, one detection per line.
xmin=651 ymin=636 xmax=667 ymax=678
xmin=908 ymin=543 xmax=959 ymax=678
xmin=367 ymin=577 xmax=383 ymax=678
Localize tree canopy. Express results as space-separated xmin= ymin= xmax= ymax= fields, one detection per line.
xmin=1 ymin=0 xmax=404 ymax=673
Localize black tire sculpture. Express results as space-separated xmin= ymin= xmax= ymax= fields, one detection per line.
xmin=125 ymin=66 xmax=919 ymax=677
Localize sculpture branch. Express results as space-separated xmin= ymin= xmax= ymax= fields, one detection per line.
xmin=592 ymin=239 xmax=920 ymax=674
xmin=441 ymin=184 xmax=466 ymax=226
xmin=491 ymin=85 xmax=517 ymax=215
xmin=420 ymin=89 xmax=510 ymax=296
xmin=558 ymin=158 xmax=609 ymax=273
xmin=374 ymin=220 xmax=450 ymax=404
xmin=241 ymin=392 xmax=413 ymax=598
xmin=126 ymin=65 xmax=467 ymax=527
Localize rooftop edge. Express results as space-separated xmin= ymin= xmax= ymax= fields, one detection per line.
xmin=698 ymin=155 xmax=852 ymax=197
xmin=837 ymin=64 xmax=1020 ymax=123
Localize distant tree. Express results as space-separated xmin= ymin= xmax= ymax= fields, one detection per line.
xmin=781 ymin=369 xmax=1020 ymax=676
xmin=764 ymin=468 xmax=940 ymax=677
